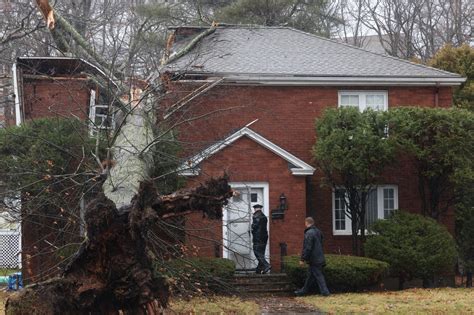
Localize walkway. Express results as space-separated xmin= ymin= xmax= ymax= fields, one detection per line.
xmin=249 ymin=296 xmax=322 ymax=314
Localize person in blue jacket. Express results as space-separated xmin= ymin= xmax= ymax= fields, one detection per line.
xmin=295 ymin=217 xmax=330 ymax=296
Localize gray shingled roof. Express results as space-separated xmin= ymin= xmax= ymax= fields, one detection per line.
xmin=165 ymin=26 xmax=463 ymax=83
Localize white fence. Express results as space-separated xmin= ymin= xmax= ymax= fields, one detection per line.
xmin=0 ymin=229 xmax=21 ymax=268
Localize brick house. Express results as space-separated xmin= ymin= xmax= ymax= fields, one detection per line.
xmin=161 ymin=26 xmax=465 ymax=271
xmin=8 ymin=57 xmax=117 ymax=282
xmin=8 ymin=27 xmax=465 ymax=276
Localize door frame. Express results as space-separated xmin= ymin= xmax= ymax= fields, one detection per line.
xmin=223 ymin=182 xmax=270 ymax=263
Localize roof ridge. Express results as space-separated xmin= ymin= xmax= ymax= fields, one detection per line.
xmin=284 ymin=27 xmax=462 ymax=78
xmin=170 ymin=24 xmax=291 ymax=29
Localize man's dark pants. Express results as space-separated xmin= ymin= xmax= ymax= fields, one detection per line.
xmin=301 ymin=264 xmax=330 ymax=295
xmin=253 ymin=243 xmax=269 ymax=272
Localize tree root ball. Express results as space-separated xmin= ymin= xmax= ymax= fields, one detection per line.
xmin=6 ymin=177 xmax=232 ymax=314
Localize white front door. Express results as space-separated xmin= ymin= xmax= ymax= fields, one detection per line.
xmin=224 ymin=183 xmax=269 ymax=271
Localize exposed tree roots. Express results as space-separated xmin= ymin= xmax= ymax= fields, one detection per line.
xmin=6 ymin=177 xmax=232 ymax=315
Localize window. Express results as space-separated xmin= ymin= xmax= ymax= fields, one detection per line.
xmin=338 ymin=91 xmax=388 ymax=111
xmin=251 ymin=193 xmax=258 ymax=203
xmin=334 ymin=189 xmax=347 ymax=231
xmin=89 ymin=90 xmax=115 ymax=136
xmin=332 ymin=185 xmax=398 ymax=235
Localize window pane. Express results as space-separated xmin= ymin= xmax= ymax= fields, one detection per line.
xmin=250 ymin=193 xmax=258 ymax=202
xmin=365 ymin=189 xmax=378 ymax=228
xmin=383 ymin=188 xmax=395 ymax=219
xmin=340 ymin=95 xmax=359 ymax=107
xmin=366 ymin=94 xmax=385 ymax=110
xmin=334 ymin=189 xmax=346 ymax=231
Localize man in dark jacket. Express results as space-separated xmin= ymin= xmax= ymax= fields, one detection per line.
xmin=295 ymin=217 xmax=330 ymax=296
xmin=251 ymin=204 xmax=271 ymax=274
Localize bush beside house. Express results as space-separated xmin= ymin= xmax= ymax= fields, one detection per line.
xmin=365 ymin=211 xmax=457 ymax=289
xmin=284 ymin=254 xmax=389 ymax=292
xmin=456 ymin=203 xmax=474 ymax=287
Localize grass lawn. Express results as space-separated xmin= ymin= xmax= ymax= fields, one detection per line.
xmin=168 ymin=296 xmax=260 ymax=314
xmin=1 ymin=294 xmax=259 ymax=315
xmin=0 ymin=270 xmax=18 ymax=277
xmin=298 ymin=288 xmax=474 ymax=314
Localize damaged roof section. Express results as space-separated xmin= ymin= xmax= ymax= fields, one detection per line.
xmin=17 ymin=57 xmax=116 ymax=86
xmin=163 ymin=25 xmax=465 ymax=86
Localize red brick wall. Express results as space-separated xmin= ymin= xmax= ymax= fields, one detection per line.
xmin=166 ymin=85 xmax=452 ymax=163
xmin=185 ymin=136 xmax=307 ymax=271
xmin=168 ymin=85 xmax=454 ymax=266
xmin=19 ymin=78 xmax=90 ymax=283
xmin=22 ymin=79 xmax=90 ymax=121
xmin=166 ymin=84 xmax=454 ymax=266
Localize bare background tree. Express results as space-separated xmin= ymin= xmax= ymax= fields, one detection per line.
xmin=337 ymin=0 xmax=472 ymax=60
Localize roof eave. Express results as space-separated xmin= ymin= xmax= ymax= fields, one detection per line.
xmin=176 ymin=72 xmax=466 ymax=86
xmin=177 ymin=126 xmax=315 ymax=177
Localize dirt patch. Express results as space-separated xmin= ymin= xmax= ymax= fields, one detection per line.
xmin=250 ymin=296 xmax=322 ymax=314
xmin=0 ymin=290 xmax=9 ymax=315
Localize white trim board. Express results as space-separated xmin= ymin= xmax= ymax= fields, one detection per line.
xmin=178 ymin=126 xmax=315 ymax=176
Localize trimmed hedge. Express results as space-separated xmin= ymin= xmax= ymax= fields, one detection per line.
xmin=155 ymin=257 xmax=235 ymax=293
xmin=284 ymin=254 xmax=389 ymax=292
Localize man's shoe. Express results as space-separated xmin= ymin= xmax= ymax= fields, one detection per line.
xmin=294 ymin=290 xmax=306 ymax=296
xmin=262 ymin=265 xmax=271 ymax=274
xmin=321 ymin=292 xmax=330 ymax=297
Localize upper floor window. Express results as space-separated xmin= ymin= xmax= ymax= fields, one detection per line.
xmin=338 ymin=91 xmax=388 ymax=111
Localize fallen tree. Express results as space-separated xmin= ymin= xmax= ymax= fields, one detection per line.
xmin=6 ymin=178 xmax=233 ymax=314
xmin=4 ymin=2 xmax=229 ymax=314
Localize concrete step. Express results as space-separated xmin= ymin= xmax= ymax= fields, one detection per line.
xmin=233 ymin=273 xmax=290 ymax=284
xmin=235 ymin=283 xmax=295 ymax=292
xmin=235 ymin=286 xmax=296 ymax=295
xmin=231 ymin=273 xmax=295 ymax=295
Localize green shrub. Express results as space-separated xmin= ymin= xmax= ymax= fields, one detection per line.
xmin=456 ymin=195 xmax=474 ymax=276
xmin=155 ymin=257 xmax=235 ymax=293
xmin=365 ymin=211 xmax=457 ymax=289
xmin=283 ymin=254 xmax=389 ymax=292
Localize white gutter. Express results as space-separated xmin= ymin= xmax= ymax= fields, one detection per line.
xmin=223 ymin=76 xmax=466 ymax=86
xmin=12 ymin=63 xmax=22 ymax=126
xmin=180 ymin=73 xmax=466 ymax=86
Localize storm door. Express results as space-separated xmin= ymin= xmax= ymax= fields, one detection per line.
xmin=225 ymin=186 xmax=264 ymax=271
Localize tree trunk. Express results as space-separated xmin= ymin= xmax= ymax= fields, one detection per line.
xmin=102 ymin=85 xmax=154 ymax=209
xmin=423 ymin=276 xmax=435 ymax=288
xmin=359 ymin=192 xmax=367 ymax=257
xmin=398 ymin=275 xmax=405 ymax=290
xmin=467 ymin=271 xmax=473 ymax=288
xmin=6 ymin=178 xmax=233 ymax=314
xmin=351 ymin=213 xmax=359 ymax=255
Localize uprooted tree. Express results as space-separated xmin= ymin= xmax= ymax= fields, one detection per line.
xmin=6 ymin=178 xmax=232 ymax=314
xmin=5 ymin=1 xmax=230 ymax=314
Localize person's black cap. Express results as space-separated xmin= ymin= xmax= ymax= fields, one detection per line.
xmin=252 ymin=204 xmax=263 ymax=209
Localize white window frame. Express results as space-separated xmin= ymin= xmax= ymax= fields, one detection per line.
xmin=332 ymin=185 xmax=398 ymax=236
xmin=88 ymin=90 xmax=115 ymax=136
xmin=338 ymin=91 xmax=388 ymax=111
